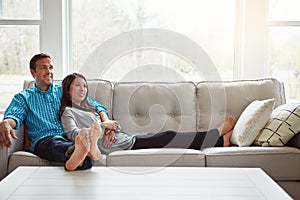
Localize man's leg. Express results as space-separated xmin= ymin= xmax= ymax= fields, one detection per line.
xmin=34 ymin=134 xmax=93 ymax=171
xmin=34 ymin=136 xmax=74 ymax=162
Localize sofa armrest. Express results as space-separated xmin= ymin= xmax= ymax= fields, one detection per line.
xmin=0 ymin=146 xmax=8 ymax=180
xmin=8 ymin=124 xmax=25 ymax=155
xmin=287 ymin=132 xmax=300 ymax=149
xmin=0 ymin=125 xmax=25 ymax=180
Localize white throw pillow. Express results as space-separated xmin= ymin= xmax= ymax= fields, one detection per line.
xmin=231 ymin=99 xmax=275 ymax=147
xmin=254 ymin=103 xmax=300 ymax=146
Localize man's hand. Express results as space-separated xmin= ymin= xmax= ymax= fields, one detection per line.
xmin=0 ymin=120 xmax=18 ymax=148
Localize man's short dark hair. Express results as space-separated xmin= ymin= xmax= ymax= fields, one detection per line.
xmin=29 ymin=53 xmax=51 ymax=72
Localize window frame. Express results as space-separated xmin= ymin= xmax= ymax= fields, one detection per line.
xmin=0 ymin=0 xmax=42 ymax=45
xmin=0 ymin=0 xmax=42 ymax=111
xmin=267 ymin=3 xmax=300 ymax=102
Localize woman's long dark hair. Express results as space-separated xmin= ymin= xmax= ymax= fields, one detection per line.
xmin=58 ymin=73 xmax=96 ymax=120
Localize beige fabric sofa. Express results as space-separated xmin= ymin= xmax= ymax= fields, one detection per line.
xmin=0 ymin=78 xmax=299 ymax=199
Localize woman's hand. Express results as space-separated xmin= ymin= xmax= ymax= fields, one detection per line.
xmin=98 ymin=111 xmax=119 ymax=147
xmin=103 ymin=129 xmax=117 ymax=148
xmin=102 ymin=119 xmax=119 ymax=130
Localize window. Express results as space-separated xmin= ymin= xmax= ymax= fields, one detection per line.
xmin=71 ymin=0 xmax=235 ymax=82
xmin=1 ymin=1 xmax=298 ymax=110
xmin=0 ymin=0 xmax=40 ymax=110
xmin=268 ymin=0 xmax=300 ymax=102
xmin=0 ymin=0 xmax=40 ymax=19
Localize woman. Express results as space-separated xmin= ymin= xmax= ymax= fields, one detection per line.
xmin=59 ymin=73 xmax=235 ymax=155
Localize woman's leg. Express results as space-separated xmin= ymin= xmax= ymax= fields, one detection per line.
xmin=187 ymin=116 xmax=235 ymax=148
xmin=132 ymin=130 xmax=177 ymax=149
xmin=131 ymin=116 xmax=236 ymax=150
xmin=132 ymin=130 xmax=222 ymax=150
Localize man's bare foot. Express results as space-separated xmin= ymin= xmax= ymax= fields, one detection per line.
xmin=223 ymin=129 xmax=233 ymax=147
xmin=217 ymin=115 xmax=236 ymax=136
xmin=65 ymin=128 xmax=90 ymax=171
xmin=88 ymin=122 xmax=102 ymax=161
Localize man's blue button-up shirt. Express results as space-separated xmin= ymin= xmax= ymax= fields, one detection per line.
xmin=4 ymin=83 xmax=107 ymax=152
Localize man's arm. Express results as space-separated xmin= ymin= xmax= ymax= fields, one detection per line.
xmin=1 ymin=87 xmax=28 ymax=148
xmin=86 ymin=97 xmax=108 ymax=115
xmin=0 ymin=118 xmax=18 ymax=148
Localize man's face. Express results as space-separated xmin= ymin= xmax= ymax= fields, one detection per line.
xmin=30 ymin=57 xmax=54 ymax=91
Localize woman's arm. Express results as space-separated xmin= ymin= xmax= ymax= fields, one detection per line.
xmin=61 ymin=109 xmax=85 ymax=141
xmin=98 ymin=111 xmax=118 ymax=147
xmin=99 ymin=111 xmax=119 ymax=130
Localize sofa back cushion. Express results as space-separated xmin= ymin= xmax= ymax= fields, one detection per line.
xmin=85 ymin=80 xmax=113 ymax=116
xmin=196 ymin=78 xmax=286 ymax=131
xmin=112 ymin=82 xmax=197 ymax=134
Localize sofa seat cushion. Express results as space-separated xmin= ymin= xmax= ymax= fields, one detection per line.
xmin=8 ymin=151 xmax=107 ymax=174
xmin=203 ymin=147 xmax=300 ymax=181
xmin=106 ymin=148 xmax=206 ymax=167
xmin=8 ymin=151 xmax=60 ymax=173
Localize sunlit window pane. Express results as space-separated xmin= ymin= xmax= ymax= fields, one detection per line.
xmin=72 ymin=0 xmax=235 ymax=81
xmin=0 ymin=25 xmax=39 ymax=109
xmin=268 ymin=27 xmax=300 ymax=101
xmin=268 ymin=0 xmax=300 ymax=21
xmin=0 ymin=0 xmax=40 ymax=19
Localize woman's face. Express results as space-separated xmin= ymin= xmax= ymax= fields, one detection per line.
xmin=69 ymin=77 xmax=88 ymax=106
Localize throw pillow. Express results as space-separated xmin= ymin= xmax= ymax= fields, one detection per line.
xmin=231 ymin=99 xmax=275 ymax=147
xmin=254 ymin=103 xmax=300 ymax=146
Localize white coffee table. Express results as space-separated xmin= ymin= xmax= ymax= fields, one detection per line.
xmin=0 ymin=166 xmax=292 ymax=200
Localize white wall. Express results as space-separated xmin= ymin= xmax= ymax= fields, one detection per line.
xmin=240 ymin=0 xmax=268 ymax=79
xmin=41 ymin=0 xmax=65 ymax=78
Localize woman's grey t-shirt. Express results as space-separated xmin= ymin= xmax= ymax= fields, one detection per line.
xmin=61 ymin=106 xmax=135 ymax=154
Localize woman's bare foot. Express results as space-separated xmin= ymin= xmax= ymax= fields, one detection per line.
xmin=217 ymin=116 xmax=236 ymax=147
xmin=217 ymin=115 xmax=236 ymax=136
xmin=65 ymin=128 xmax=90 ymax=171
xmin=223 ymin=129 xmax=233 ymax=147
xmin=88 ymin=122 xmax=102 ymax=161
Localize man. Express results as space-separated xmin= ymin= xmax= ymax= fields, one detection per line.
xmin=0 ymin=53 xmax=110 ymax=170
